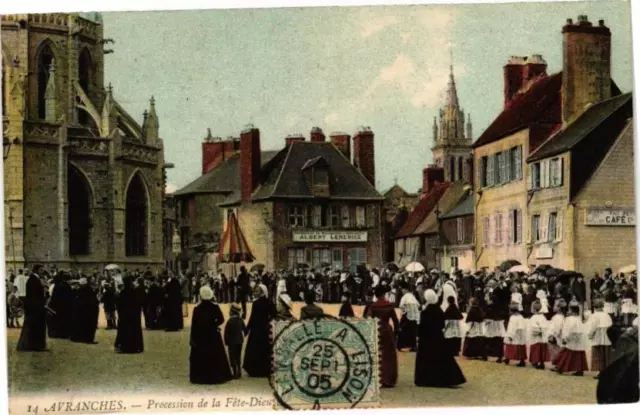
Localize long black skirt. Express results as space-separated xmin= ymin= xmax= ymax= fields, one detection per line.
xmin=446 ymin=338 xmax=462 ymax=356
xmin=397 ymin=317 xmax=417 ymax=350
xmin=190 ymin=333 xmax=233 ymax=385
xmin=462 ymin=337 xmax=486 ymax=359
xmin=485 ymin=337 xmax=504 ymax=358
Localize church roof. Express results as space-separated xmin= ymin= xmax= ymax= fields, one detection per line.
xmin=173 ymin=151 xmax=279 ymax=196
xmin=395 ymin=182 xmax=450 ymax=239
xmin=413 ymin=182 xmax=469 ymax=235
xmin=445 ymin=65 xmax=459 ymax=108
xmin=220 ymin=141 xmax=383 ymax=206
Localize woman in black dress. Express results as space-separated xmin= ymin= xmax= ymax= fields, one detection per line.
xmin=189 ymin=286 xmax=232 ymax=384
xmin=243 ymin=284 xmax=275 ymax=377
xmin=114 ymin=276 xmax=144 ymax=354
xmin=415 ymin=289 xmax=466 ymax=388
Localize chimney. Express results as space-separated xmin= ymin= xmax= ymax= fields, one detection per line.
xmin=503 ymin=56 xmax=525 ymax=108
xmin=285 ymin=134 xmax=305 ymax=146
xmin=329 ymin=132 xmax=351 ymax=161
xmin=353 ymin=126 xmax=375 ymax=187
xmin=522 ymin=54 xmax=547 ymax=83
xmin=240 ymin=125 xmax=261 ymax=202
xmin=422 ymin=165 xmax=445 ymax=195
xmin=202 ymin=129 xmax=238 ymax=175
xmin=562 ymin=15 xmax=612 ymax=125
xmin=310 ymin=127 xmax=326 ymax=142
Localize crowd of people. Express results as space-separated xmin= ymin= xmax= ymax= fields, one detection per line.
xmin=6 ymin=262 xmax=638 ymax=402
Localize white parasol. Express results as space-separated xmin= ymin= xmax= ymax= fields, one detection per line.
xmin=405 ymin=262 xmax=425 ymax=273
xmin=507 ymin=264 xmax=530 ymax=273
xmin=618 ymin=264 xmax=636 ymax=274
xmin=105 ymin=264 xmax=120 ymax=271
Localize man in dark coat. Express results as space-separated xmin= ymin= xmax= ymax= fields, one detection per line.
xmin=236 ymin=266 xmax=251 ymax=317
xmin=571 ymin=275 xmax=587 ymax=318
xmin=459 ymin=270 xmax=474 ymax=312
xmin=115 ymin=276 xmax=144 ymax=353
xmin=590 ymin=272 xmax=605 ymax=312
xmin=134 ymin=277 xmax=149 ymax=328
xmin=47 ymin=272 xmax=73 ymax=339
xmin=163 ymin=275 xmax=184 ymax=331
xmin=17 ymin=265 xmax=48 ymax=352
xmin=70 ymin=278 xmax=99 ymax=344
xmin=597 ymin=325 xmax=639 ymax=404
xmin=146 ymin=278 xmax=163 ymax=329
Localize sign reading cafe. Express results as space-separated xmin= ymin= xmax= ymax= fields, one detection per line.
xmin=292 ymin=231 xmax=368 ymax=243
xmin=586 ymin=208 xmax=635 ymax=226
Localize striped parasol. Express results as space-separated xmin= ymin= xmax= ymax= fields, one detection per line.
xmin=217 ymin=212 xmax=255 ymax=263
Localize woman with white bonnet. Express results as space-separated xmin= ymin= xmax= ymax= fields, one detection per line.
xmin=276 ymin=281 xmax=294 ymax=320
xmin=415 ymin=289 xmax=466 ymax=388
xmin=243 ymin=283 xmax=276 ymax=378
xmin=189 ymin=285 xmax=232 ymax=385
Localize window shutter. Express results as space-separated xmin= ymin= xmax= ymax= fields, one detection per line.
xmin=516 ymin=209 xmax=523 ymax=244
xmin=541 ymin=160 xmax=549 ymax=188
xmin=505 ymin=151 xmax=512 ymax=183
xmin=527 ymin=164 xmax=533 ymax=189
xmin=505 ymin=212 xmax=511 ymax=245
xmin=558 ymin=157 xmax=564 ymax=186
xmin=517 ymin=146 xmax=523 ymax=179
xmin=495 ymin=154 xmax=501 ymax=185
xmin=487 ymin=156 xmax=494 ymax=186
xmin=540 ymin=214 xmax=548 ymax=242
xmin=556 ymin=212 xmax=563 ymax=242
xmin=478 ymin=157 xmax=485 ymax=188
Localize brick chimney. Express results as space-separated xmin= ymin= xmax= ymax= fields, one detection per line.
xmin=503 ymin=55 xmax=547 ymax=108
xmin=562 ymin=15 xmax=612 ymax=125
xmin=202 ymin=128 xmax=238 ymax=175
xmin=285 ymin=134 xmax=305 ymax=146
xmin=330 ymin=132 xmax=351 ymax=161
xmin=503 ymin=56 xmax=525 ymax=108
xmin=422 ymin=165 xmax=445 ymax=195
xmin=353 ymin=126 xmax=375 ymax=187
xmin=310 ymin=127 xmax=326 ymax=142
xmin=240 ymin=125 xmax=261 ymax=202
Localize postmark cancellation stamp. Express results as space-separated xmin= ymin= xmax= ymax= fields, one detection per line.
xmin=271 ymin=318 xmax=380 ymax=410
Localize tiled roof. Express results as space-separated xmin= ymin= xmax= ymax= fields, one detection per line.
xmin=248 ymin=141 xmax=383 ymax=202
xmin=440 ymin=191 xmax=474 ymax=219
xmin=173 ymin=151 xmax=279 ymax=196
xmin=414 ymin=182 xmax=469 ymax=235
xmin=394 ymin=182 xmax=450 ymax=239
xmin=528 ymin=93 xmax=633 ymax=162
xmin=472 ymin=73 xmax=563 ymax=149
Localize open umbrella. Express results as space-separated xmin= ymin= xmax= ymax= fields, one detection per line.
xmin=498 ymin=260 xmax=521 ymax=272
xmin=406 ymin=262 xmax=425 ymax=273
xmin=218 ymin=212 xmax=255 ymax=264
xmin=507 ymin=264 xmax=529 ymax=274
xmin=250 ymin=263 xmax=265 ymax=273
xmin=384 ymin=262 xmax=399 ymax=272
xmin=619 ymin=265 xmax=636 ymax=274
xmin=105 ymin=264 xmax=120 ymax=271
xmin=535 ymin=264 xmax=552 ymax=274
xmin=545 ymin=267 xmax=564 ymax=278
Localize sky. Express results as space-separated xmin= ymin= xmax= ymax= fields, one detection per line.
xmin=100 ymin=0 xmax=634 ymax=194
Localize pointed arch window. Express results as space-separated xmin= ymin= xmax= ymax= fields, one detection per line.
xmin=36 ymin=42 xmax=55 ymax=120
xmin=77 ymin=48 xmax=93 ymax=125
xmin=126 ymin=173 xmax=148 ymax=256
xmin=68 ymin=164 xmax=92 ymax=255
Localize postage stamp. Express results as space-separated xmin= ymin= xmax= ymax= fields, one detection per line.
xmin=271 ymin=318 xmax=380 ymax=410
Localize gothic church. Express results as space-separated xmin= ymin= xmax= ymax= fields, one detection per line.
xmin=2 ymin=13 xmax=166 ymax=272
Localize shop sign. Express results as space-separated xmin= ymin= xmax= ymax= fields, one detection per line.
xmin=535 ymin=246 xmax=553 ymax=259
xmin=292 ymin=230 xmax=368 ymax=243
xmin=586 ymin=208 xmax=635 ymax=226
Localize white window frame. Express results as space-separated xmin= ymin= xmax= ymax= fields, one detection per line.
xmin=486 ymin=155 xmax=495 ymax=187
xmin=550 ymin=157 xmax=562 ymax=187
xmin=531 ymin=163 xmax=541 ymax=189
xmin=532 ymin=214 xmax=541 ymax=242
xmin=288 ymin=206 xmax=305 ymax=227
xmin=494 ymin=213 xmax=503 ymax=244
xmin=341 ymin=206 xmax=350 ymax=228
xmin=482 ymin=217 xmax=490 ymax=247
xmin=548 ymin=212 xmax=558 ymax=242
xmin=356 ymin=206 xmax=366 ymax=228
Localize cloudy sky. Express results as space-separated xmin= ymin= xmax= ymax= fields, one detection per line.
xmin=101 ymin=0 xmax=633 ymax=194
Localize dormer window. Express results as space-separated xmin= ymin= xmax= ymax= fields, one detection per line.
xmin=301 ymin=156 xmax=331 ymax=197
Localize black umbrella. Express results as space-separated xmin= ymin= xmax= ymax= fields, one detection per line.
xmin=545 ymin=267 xmax=564 ymax=278
xmin=384 ymin=262 xmax=399 ymax=272
xmin=499 ymin=260 xmax=521 ymax=272
xmin=535 ymin=264 xmax=553 ymax=274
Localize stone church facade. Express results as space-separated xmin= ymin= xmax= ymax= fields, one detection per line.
xmin=2 ymin=13 xmax=165 ymax=272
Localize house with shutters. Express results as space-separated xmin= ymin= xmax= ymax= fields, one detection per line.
xmin=472 ymin=15 xmax=628 ymax=272
xmin=526 ymin=92 xmax=633 ymax=275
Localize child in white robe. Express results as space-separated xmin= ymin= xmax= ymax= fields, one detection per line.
xmin=503 ymin=302 xmax=527 ymax=367
xmin=510 ymin=284 xmax=523 ymax=312
xmin=552 ymin=301 xmax=588 ymax=376
xmin=587 ymin=298 xmax=613 ymax=378
xmin=547 ymin=299 xmax=566 ymax=362
xmin=528 ymin=300 xmax=550 ymax=369
xmin=536 ymin=288 xmax=550 ymax=315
